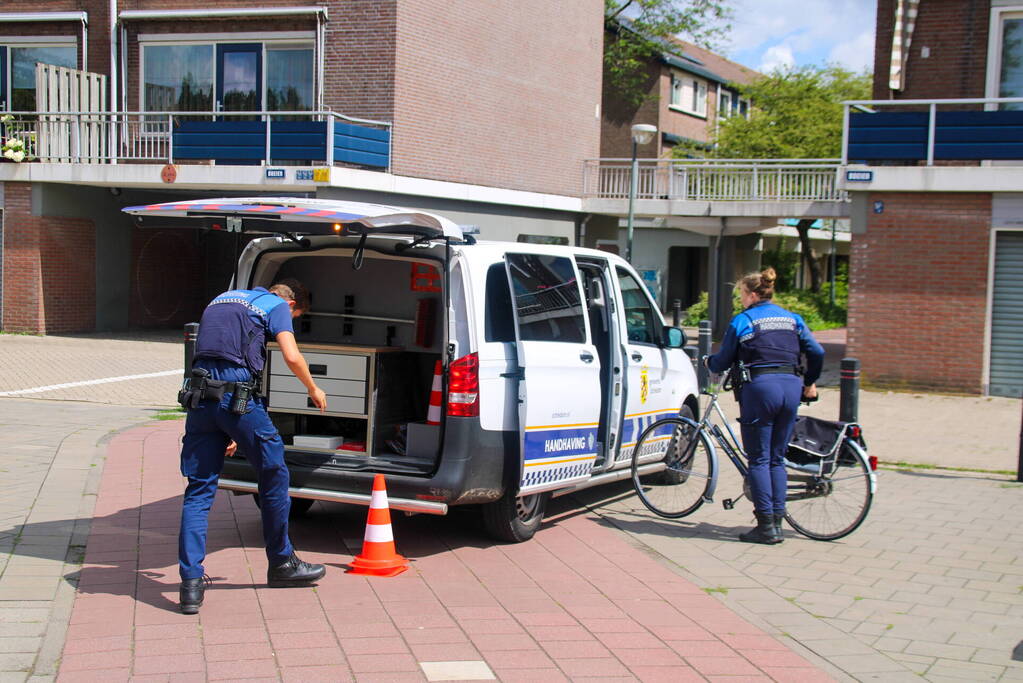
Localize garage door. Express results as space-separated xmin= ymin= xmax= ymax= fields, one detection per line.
xmin=990 ymin=231 xmax=1023 ymax=397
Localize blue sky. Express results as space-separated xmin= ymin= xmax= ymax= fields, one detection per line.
xmin=722 ymin=0 xmax=877 ymax=74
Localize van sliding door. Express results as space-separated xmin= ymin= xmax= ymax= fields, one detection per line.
xmin=505 ymin=253 xmax=601 ymax=495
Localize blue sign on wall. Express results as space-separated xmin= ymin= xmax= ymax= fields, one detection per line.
xmin=265 ymin=168 xmax=285 ymax=179
xmin=846 ymin=170 xmax=874 ymax=182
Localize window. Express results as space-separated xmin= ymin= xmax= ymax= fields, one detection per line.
xmin=7 ymin=44 xmax=77 ymax=110
xmin=266 ymin=48 xmax=314 ymax=111
xmin=616 ymin=268 xmax=660 ymax=345
xmin=506 ymin=254 xmax=586 ymax=343
xmin=719 ymin=90 xmax=732 ymax=118
xmin=516 ymin=234 xmax=569 ymax=245
xmin=669 ymin=73 xmax=707 ymax=117
xmin=738 ymin=98 xmax=750 ymax=119
xmin=143 ymin=44 xmax=214 ymax=113
xmin=997 ymin=13 xmax=1023 ymax=109
xmin=141 ymin=39 xmax=315 ymax=115
xmin=484 ymin=263 xmax=516 ymax=343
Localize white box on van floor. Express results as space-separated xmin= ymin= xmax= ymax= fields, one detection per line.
xmin=293 ymin=435 xmax=345 ymax=450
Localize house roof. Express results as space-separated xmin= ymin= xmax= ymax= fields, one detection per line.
xmin=670 ymin=39 xmax=760 ymax=88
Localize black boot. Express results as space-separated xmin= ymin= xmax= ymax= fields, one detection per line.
xmin=774 ymin=513 xmax=785 ymax=542
xmin=738 ymin=512 xmax=780 ymax=545
xmin=179 ymin=577 xmax=208 ymax=614
xmin=267 ymin=553 xmax=326 ymax=587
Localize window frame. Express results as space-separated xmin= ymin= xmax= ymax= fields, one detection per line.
xmin=669 ymin=71 xmax=708 ymax=119
xmin=718 ymin=90 xmax=732 ymax=119
xmin=1 ymin=37 xmax=78 ymax=112
xmin=985 ymin=5 xmax=1023 ymax=109
xmin=138 ymin=32 xmax=315 ymax=116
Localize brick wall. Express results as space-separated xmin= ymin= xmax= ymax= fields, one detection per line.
xmin=1 ymin=183 xmax=95 ymax=334
xmin=873 ymin=0 xmax=990 ymax=100
xmin=847 ymin=192 xmax=991 ymax=393
xmin=391 ymin=0 xmax=603 ymax=197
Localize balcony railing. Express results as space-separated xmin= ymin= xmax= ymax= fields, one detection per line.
xmin=842 ymin=97 xmax=1023 ymax=165
xmin=583 ymin=159 xmax=845 ymax=202
xmin=0 ymin=110 xmax=392 ymax=170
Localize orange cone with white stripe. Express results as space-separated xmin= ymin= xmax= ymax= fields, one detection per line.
xmin=347 ymin=474 xmax=409 ymax=577
xmin=426 ymin=360 xmax=443 ymax=425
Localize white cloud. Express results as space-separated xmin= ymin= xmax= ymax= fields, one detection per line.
xmin=759 ymin=44 xmax=796 ymax=73
xmin=722 ymin=0 xmax=876 ymax=72
xmin=828 ymin=30 xmax=876 ymax=73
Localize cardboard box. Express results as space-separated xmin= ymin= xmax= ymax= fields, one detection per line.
xmin=406 ymin=422 xmax=440 ymax=459
xmin=292 ymin=434 xmax=344 ymax=450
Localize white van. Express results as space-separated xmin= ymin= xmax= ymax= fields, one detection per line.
xmin=126 ymin=197 xmax=700 ymax=541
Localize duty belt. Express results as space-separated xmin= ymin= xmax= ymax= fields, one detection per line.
xmin=177 ymin=369 xmax=260 ymax=409
xmin=749 ymin=365 xmax=800 ymax=377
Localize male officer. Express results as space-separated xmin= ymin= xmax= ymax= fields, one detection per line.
xmin=178 ymin=279 xmax=328 ymax=614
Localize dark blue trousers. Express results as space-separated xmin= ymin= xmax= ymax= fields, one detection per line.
xmin=178 ymin=361 xmax=293 ymax=580
xmin=738 ymin=374 xmax=803 ymax=516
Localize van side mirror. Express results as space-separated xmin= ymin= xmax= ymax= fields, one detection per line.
xmin=662 ymin=326 xmax=686 ymax=348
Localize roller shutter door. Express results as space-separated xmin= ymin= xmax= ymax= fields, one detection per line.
xmin=990 ymin=231 xmax=1023 ymax=397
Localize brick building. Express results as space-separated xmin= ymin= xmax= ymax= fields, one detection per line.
xmin=0 ymin=1 xmax=603 ymax=333
xmin=842 ymin=0 xmax=1023 ymax=396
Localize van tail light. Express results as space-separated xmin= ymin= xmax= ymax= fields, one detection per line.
xmin=868 ymin=455 xmax=878 ymax=471
xmin=447 ymin=353 xmax=479 ymax=417
xmin=848 ymin=425 xmax=861 ymax=438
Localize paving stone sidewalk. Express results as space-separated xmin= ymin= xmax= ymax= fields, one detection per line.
xmin=53 ymin=421 xmax=835 ymax=682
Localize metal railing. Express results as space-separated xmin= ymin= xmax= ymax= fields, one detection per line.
xmin=583 ymin=158 xmax=846 ymax=202
xmin=841 ymin=97 xmax=1023 ymax=165
xmin=0 ymin=109 xmax=392 ymax=168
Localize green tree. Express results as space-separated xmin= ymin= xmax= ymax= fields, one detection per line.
xmin=674 ymin=64 xmax=870 ymax=291
xmin=605 ymin=0 xmax=731 ymax=107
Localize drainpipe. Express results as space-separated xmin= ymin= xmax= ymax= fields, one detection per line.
xmin=81 ymin=15 xmax=88 ymax=72
xmin=109 ymin=0 xmax=117 ymax=163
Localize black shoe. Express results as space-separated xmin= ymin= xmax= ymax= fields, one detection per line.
xmin=267 ymin=553 xmax=326 ymax=587
xmin=774 ymin=513 xmax=785 ymax=542
xmin=179 ymin=575 xmax=210 ymax=614
xmin=739 ymin=512 xmax=781 ymax=545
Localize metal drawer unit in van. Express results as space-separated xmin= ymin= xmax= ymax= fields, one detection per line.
xmin=264 ymin=342 xmax=401 ymax=454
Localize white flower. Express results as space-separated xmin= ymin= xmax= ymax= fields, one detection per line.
xmin=5 ymin=137 xmax=23 ymax=150
xmin=10 ymin=150 xmax=24 ymax=162
xmin=3 ymin=149 xmax=14 ymax=161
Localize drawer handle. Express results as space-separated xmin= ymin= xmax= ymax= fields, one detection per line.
xmin=309 ymin=364 xmax=327 ymax=376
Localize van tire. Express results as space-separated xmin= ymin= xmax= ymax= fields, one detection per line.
xmin=482 ymin=490 xmax=550 ymax=543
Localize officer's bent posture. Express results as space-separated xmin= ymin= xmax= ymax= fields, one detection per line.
xmin=707 ymin=267 xmax=824 ymax=545
xmin=177 ymin=279 xmax=328 ymax=614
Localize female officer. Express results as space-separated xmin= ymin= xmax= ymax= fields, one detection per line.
xmin=706 ymin=267 xmax=824 ymax=544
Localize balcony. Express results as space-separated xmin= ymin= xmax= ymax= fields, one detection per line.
xmin=0 ymin=110 xmax=391 ymax=169
xmin=582 ymin=159 xmax=848 ymax=223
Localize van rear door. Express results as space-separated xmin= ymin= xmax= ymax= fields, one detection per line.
xmin=505 ymin=253 xmax=601 ymax=495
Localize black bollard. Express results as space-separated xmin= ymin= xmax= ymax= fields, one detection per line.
xmin=672 ymin=299 xmax=682 ymax=328
xmin=839 ymin=358 xmax=860 ymax=423
xmin=697 ymin=319 xmax=711 ymax=392
xmin=183 ymin=322 xmax=200 ymax=376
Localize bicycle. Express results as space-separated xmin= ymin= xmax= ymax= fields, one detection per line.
xmin=629 ymin=376 xmax=877 ymax=541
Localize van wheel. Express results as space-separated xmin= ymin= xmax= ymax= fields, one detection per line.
xmin=661 ymin=404 xmax=696 ymax=485
xmin=482 ymin=490 xmax=550 ymax=543
xmin=252 ymin=494 xmax=316 ymax=517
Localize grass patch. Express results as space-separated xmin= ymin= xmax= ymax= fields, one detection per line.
xmin=703 ymin=587 xmax=729 ymax=595
xmin=153 ymin=407 xmax=186 ymax=421
xmin=880 ymin=461 xmax=1016 ymax=477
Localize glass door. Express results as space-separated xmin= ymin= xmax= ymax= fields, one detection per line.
xmin=216 ymin=44 xmax=262 ymax=117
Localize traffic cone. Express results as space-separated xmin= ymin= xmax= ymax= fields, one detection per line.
xmin=426 ymin=360 xmax=443 ymax=425
xmin=347 ymin=474 xmax=409 ymax=577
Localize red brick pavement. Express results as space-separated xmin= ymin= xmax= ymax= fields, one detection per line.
xmin=57 ymin=422 xmax=833 ymax=682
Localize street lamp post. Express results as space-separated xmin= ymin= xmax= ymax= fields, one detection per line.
xmin=625 ymin=123 xmax=657 ymax=264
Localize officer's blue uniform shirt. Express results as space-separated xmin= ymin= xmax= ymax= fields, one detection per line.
xmin=193 ymin=287 xmax=293 ymax=377
xmin=707 ymin=300 xmax=824 ymax=385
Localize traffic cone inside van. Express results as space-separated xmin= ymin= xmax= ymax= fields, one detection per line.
xmin=426 ymin=360 xmax=443 ymax=425
xmin=347 ymin=474 xmax=409 ymax=577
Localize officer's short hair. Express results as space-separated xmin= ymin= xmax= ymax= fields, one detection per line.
xmin=269 ymin=279 xmax=311 ymax=312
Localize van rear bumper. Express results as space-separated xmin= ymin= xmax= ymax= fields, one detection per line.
xmin=218 ymin=416 xmax=511 ymax=512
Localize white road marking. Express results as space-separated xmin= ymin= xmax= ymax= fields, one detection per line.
xmin=0 ymin=369 xmax=183 ymax=396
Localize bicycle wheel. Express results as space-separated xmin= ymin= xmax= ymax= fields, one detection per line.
xmin=631 ymin=412 xmax=715 ymax=519
xmin=784 ymin=439 xmax=874 ymax=540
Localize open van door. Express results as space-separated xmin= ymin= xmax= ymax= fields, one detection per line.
xmin=505 ymin=253 xmax=601 ymax=495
